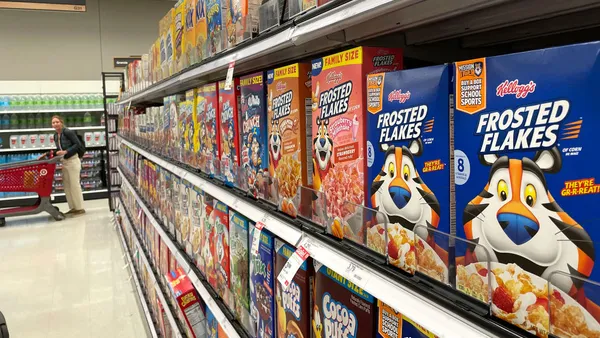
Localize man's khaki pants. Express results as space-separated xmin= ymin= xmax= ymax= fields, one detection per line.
xmin=62 ymin=156 xmax=84 ymax=211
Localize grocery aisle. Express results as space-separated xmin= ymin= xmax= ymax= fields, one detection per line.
xmin=0 ymin=199 xmax=149 ymax=338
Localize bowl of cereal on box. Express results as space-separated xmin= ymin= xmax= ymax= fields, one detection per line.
xmin=550 ymin=284 xmax=600 ymax=338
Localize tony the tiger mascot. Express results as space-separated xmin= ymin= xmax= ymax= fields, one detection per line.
xmin=464 ymin=147 xmax=595 ymax=300
xmin=269 ymin=119 xmax=282 ymax=170
xmin=312 ymin=117 xmax=334 ymax=192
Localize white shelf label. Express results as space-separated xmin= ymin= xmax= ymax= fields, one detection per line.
xmin=251 ymin=222 xmax=265 ymax=255
xmin=224 ymin=61 xmax=235 ymax=90
xmin=345 ymin=261 xmax=372 ymax=289
xmin=277 ymin=245 xmax=310 ymax=290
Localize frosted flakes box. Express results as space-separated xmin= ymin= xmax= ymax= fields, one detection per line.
xmin=213 ymin=200 xmax=231 ymax=303
xmin=377 ymin=300 xmax=438 ymax=338
xmin=195 ymin=0 xmax=208 ymax=60
xmin=200 ymin=83 xmax=221 ymax=176
xmin=184 ymin=89 xmax=198 ymax=166
xmin=229 ymin=210 xmax=251 ymax=329
xmin=274 ymin=239 xmax=312 ymax=338
xmin=240 ymin=72 xmax=269 ymax=199
xmin=267 ymin=63 xmax=312 ymax=217
xmin=311 ymin=46 xmax=403 ymax=240
xmin=219 ymin=79 xmax=241 ymax=187
xmin=366 ymin=65 xmax=452 ymax=283
xmin=206 ymin=0 xmax=223 ymax=56
xmin=188 ymin=185 xmax=204 ymax=261
xmin=454 ymin=42 xmax=600 ymax=338
xmin=185 ymin=0 xmax=197 ymax=67
xmin=174 ymin=0 xmax=186 ymax=72
xmin=250 ymin=227 xmax=275 ymax=338
xmin=313 ymin=261 xmax=376 ymax=338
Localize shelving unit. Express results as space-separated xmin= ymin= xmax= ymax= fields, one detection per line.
xmin=103 ymin=72 xmax=125 ymax=211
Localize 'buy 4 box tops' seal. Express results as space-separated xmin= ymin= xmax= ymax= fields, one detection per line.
xmin=250 ymin=227 xmax=275 ymax=338
xmin=454 ymin=41 xmax=600 ymax=338
xmin=366 ymin=65 xmax=452 ymax=283
xmin=240 ymin=72 xmax=269 ymax=199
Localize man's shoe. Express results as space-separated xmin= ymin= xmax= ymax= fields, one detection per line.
xmin=65 ymin=209 xmax=76 ymax=215
xmin=70 ymin=209 xmax=86 ymax=216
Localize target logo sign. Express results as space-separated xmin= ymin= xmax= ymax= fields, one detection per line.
xmin=40 ymin=169 xmax=48 ymax=176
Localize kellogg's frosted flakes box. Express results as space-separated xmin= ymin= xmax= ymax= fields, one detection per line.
xmin=377 ymin=301 xmax=437 ymax=338
xmin=250 ymin=227 xmax=275 ymax=338
xmin=195 ymin=0 xmax=208 ymax=60
xmin=454 ymin=42 xmax=600 ymax=338
xmin=313 ymin=261 xmax=376 ymax=338
xmin=311 ymin=46 xmax=403 ymax=240
xmin=219 ymin=79 xmax=241 ymax=187
xmin=229 ymin=211 xmax=251 ymax=329
xmin=274 ymin=239 xmax=312 ymax=338
xmin=240 ymin=72 xmax=269 ymax=199
xmin=267 ymin=63 xmax=312 ymax=217
xmin=206 ymin=0 xmax=223 ymax=56
xmin=366 ymin=65 xmax=452 ymax=283
xmin=199 ymin=83 xmax=221 ymax=176
xmin=213 ymin=200 xmax=231 ymax=304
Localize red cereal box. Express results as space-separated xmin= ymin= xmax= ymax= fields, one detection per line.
xmin=311 ymin=46 xmax=402 ymax=240
xmin=168 ymin=268 xmax=207 ymax=338
xmin=218 ymin=79 xmax=242 ymax=187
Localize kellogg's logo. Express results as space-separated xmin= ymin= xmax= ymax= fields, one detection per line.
xmin=496 ymin=80 xmax=536 ymax=99
xmin=388 ymin=89 xmax=411 ymax=103
xmin=326 ymin=71 xmax=343 ymax=85
xmin=276 ymin=81 xmax=287 ymax=92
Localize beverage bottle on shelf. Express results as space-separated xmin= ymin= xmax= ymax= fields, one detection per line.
xmin=10 ymin=113 xmax=18 ymax=129
xmin=1 ymin=113 xmax=9 ymax=130
xmin=48 ymin=95 xmax=57 ymax=109
xmin=58 ymin=95 xmax=67 ymax=109
xmin=75 ymin=113 xmax=83 ymax=127
xmin=83 ymin=112 xmax=92 ymax=126
xmin=95 ymin=94 xmax=104 ymax=109
xmin=33 ymin=95 xmax=42 ymax=109
xmin=43 ymin=114 xmax=51 ymax=126
xmin=65 ymin=114 xmax=73 ymax=127
xmin=0 ymin=96 xmax=7 ymax=110
xmin=21 ymin=95 xmax=30 ymax=110
xmin=35 ymin=113 xmax=43 ymax=128
xmin=19 ymin=114 xmax=27 ymax=129
xmin=27 ymin=113 xmax=35 ymax=128
xmin=40 ymin=95 xmax=48 ymax=109
xmin=12 ymin=96 xmax=22 ymax=110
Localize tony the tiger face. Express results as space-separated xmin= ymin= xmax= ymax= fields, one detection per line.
xmin=313 ymin=118 xmax=333 ymax=172
xmin=269 ymin=120 xmax=281 ymax=162
xmin=465 ymin=148 xmax=594 ymax=291
xmin=371 ymin=139 xmax=440 ymax=234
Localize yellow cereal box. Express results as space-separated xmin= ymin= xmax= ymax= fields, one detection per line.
xmin=160 ymin=9 xmax=175 ymax=78
xmin=184 ymin=0 xmax=197 ymax=67
xmin=193 ymin=87 xmax=204 ymax=169
xmin=174 ymin=1 xmax=186 ymax=73
xmin=267 ymin=63 xmax=312 ymax=217
xmin=184 ymin=89 xmax=197 ymax=166
xmin=154 ymin=38 xmax=161 ymax=82
xmin=195 ymin=0 xmax=208 ymax=61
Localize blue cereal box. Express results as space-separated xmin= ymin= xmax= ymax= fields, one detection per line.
xmin=229 ymin=210 xmax=251 ymax=329
xmin=250 ymin=226 xmax=275 ymax=338
xmin=454 ymin=42 xmax=600 ymax=338
xmin=206 ymin=305 xmax=219 ymax=338
xmin=366 ymin=65 xmax=452 ymax=284
xmin=240 ymin=72 xmax=269 ymax=198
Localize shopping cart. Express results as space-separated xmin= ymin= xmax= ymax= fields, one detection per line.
xmin=0 ymin=155 xmax=65 ymax=227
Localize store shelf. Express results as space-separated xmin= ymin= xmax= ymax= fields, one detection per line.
xmin=118 ymin=166 xmax=242 ymax=338
xmin=118 ymin=136 xmax=504 ymax=338
xmin=0 ymin=145 xmax=106 ymax=153
xmin=116 ymin=198 xmax=184 ymax=338
xmin=0 ymin=108 xmax=105 ymax=114
xmin=114 ymin=211 xmax=160 ymax=338
xmin=0 ymin=126 xmax=105 ymax=133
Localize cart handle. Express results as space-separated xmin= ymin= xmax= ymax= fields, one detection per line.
xmin=0 ymin=155 xmax=64 ymax=170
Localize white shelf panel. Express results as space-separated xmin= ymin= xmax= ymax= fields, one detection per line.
xmin=118 ymin=137 xmax=499 ymax=338
xmin=0 ymin=189 xmax=107 ymax=202
xmin=114 ymin=211 xmax=160 ymax=338
xmin=117 ymin=198 xmax=183 ymax=338
xmin=0 ymin=108 xmax=105 ymax=114
xmin=0 ymin=126 xmax=105 ymax=133
xmin=118 ymin=167 xmax=241 ymax=338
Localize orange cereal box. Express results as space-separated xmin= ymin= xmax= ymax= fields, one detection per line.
xmin=267 ymin=63 xmax=312 ymax=217
xmin=311 ymin=46 xmax=402 ymax=240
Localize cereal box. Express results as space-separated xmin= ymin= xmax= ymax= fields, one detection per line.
xmin=202 ymin=195 xmax=218 ymax=286
xmin=222 ymin=0 xmax=236 ymax=49
xmin=454 ymin=42 xmax=600 ymax=338
xmin=188 ymin=185 xmax=204 ymax=259
xmin=168 ymin=268 xmax=208 ymax=338
xmin=173 ymin=174 xmax=182 ymax=242
xmin=267 ymin=63 xmax=312 ymax=217
xmin=161 ymin=9 xmax=175 ymax=78
xmin=240 ymin=72 xmax=269 ymax=198
xmin=377 ymin=300 xmax=437 ymax=338
xmin=229 ymin=210 xmax=251 ymax=330
xmin=185 ymin=0 xmax=197 ymax=67
xmin=195 ymin=0 xmax=208 ymax=60
xmin=195 ymin=87 xmax=205 ymax=169
xmin=218 ymin=79 xmax=241 ymax=187
xmin=234 ymin=0 xmax=260 ymax=44
xmin=184 ymin=89 xmax=198 ymax=166
xmin=274 ymin=239 xmax=312 ymax=338
xmin=313 ymin=261 xmax=376 ymax=338
xmin=206 ymin=0 xmax=223 ymax=56
xmin=174 ymin=0 xmax=186 ymax=72
xmin=163 ymin=170 xmax=176 ymax=237
xmin=153 ymin=38 xmax=161 ymax=82
xmin=206 ymin=305 xmax=218 ymax=338
xmin=198 ymin=192 xmax=215 ymax=275
xmin=213 ymin=200 xmax=231 ymax=303
xmin=250 ymin=227 xmax=275 ymax=338
xmin=180 ymin=179 xmax=193 ymax=249
xmin=311 ymin=46 xmax=403 ymax=239
xmin=366 ymin=65 xmax=452 ymax=282
xmin=199 ymin=83 xmax=221 ymax=176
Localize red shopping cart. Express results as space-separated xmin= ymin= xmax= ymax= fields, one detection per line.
xmin=0 ymin=155 xmax=65 ymax=227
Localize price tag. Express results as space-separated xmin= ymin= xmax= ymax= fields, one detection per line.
xmin=231 ymin=198 xmax=240 ymax=210
xmin=251 ymin=221 xmax=266 ymax=256
xmin=345 ymin=261 xmax=372 ymax=289
xmin=224 ymin=61 xmax=235 ymax=90
xmin=277 ymin=245 xmax=310 ymax=290
xmin=137 ymin=207 xmax=143 ymax=220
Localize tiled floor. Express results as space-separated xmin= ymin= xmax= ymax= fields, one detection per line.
xmin=0 ymin=199 xmax=150 ymax=338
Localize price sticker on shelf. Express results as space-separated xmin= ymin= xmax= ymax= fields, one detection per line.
xmin=231 ymin=198 xmax=240 ymax=210
xmin=224 ymin=61 xmax=235 ymax=90
xmin=344 ymin=261 xmax=372 ymax=290
xmin=251 ymin=221 xmax=266 ymax=256
xmin=277 ymin=245 xmax=310 ymax=290
xmin=137 ymin=207 xmax=143 ymax=220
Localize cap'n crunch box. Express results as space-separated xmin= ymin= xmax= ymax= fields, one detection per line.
xmin=275 ymin=239 xmax=313 ymax=338
xmin=240 ymin=72 xmax=269 ymax=199
xmin=454 ymin=42 xmax=600 ymax=338
xmin=219 ymin=79 xmax=241 ymax=187
xmin=174 ymin=0 xmax=186 ymax=72
xmin=311 ymin=46 xmax=403 ymax=240
xmin=267 ymin=63 xmax=312 ymax=217
xmin=313 ymin=261 xmax=376 ymax=338
xmin=213 ymin=200 xmax=231 ymax=305
xmin=200 ymin=83 xmax=221 ymax=176
xmin=184 ymin=0 xmax=197 ymax=67
xmin=206 ymin=0 xmax=223 ymax=56
xmin=366 ymin=65 xmax=452 ymax=283
xmin=195 ymin=0 xmax=208 ymax=60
